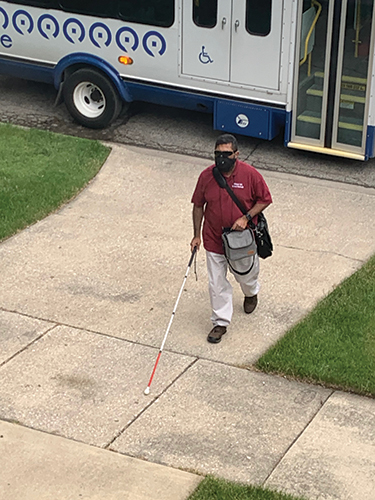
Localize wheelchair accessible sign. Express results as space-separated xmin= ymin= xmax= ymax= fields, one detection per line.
xmin=199 ymin=46 xmax=213 ymax=64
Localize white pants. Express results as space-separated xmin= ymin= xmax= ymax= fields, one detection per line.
xmin=206 ymin=251 xmax=260 ymax=327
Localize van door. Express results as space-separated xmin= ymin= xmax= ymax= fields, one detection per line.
xmin=181 ymin=0 xmax=231 ymax=81
xmin=231 ymin=0 xmax=283 ymax=89
xmin=290 ymin=0 xmax=375 ymax=158
xmin=181 ymin=0 xmax=284 ymax=90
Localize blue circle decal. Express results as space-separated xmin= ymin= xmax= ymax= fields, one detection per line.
xmin=38 ymin=14 xmax=59 ymax=40
xmin=89 ymin=22 xmax=112 ymax=49
xmin=0 ymin=7 xmax=9 ymax=29
xmin=63 ymin=18 xmax=85 ymax=44
xmin=2 ymin=7 xmax=169 ymax=61
xmin=142 ymin=31 xmax=166 ymax=57
xmin=116 ymin=26 xmax=139 ymax=53
xmin=12 ymin=10 xmax=34 ymax=35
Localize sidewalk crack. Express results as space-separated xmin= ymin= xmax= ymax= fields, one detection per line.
xmin=261 ymin=390 xmax=335 ymax=486
xmin=0 ymin=323 xmax=59 ymax=368
xmin=278 ymin=244 xmax=365 ymax=263
xmin=242 ymin=142 xmax=262 ymax=162
xmin=104 ymin=357 xmax=199 ymax=450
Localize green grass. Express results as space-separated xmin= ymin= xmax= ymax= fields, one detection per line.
xmin=256 ymin=255 xmax=375 ymax=397
xmin=188 ymin=476 xmax=306 ymax=500
xmin=0 ymin=123 xmax=110 ymax=241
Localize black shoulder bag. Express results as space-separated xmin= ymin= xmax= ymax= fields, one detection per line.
xmin=212 ymin=166 xmax=273 ymax=259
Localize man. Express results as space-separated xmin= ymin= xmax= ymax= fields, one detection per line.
xmin=190 ymin=134 xmax=272 ymax=344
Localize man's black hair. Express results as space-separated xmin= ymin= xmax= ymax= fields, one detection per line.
xmin=215 ymin=134 xmax=238 ymax=152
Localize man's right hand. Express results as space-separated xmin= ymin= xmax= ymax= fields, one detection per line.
xmin=190 ymin=236 xmax=201 ymax=252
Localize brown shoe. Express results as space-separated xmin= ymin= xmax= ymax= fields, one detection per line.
xmin=207 ymin=326 xmax=227 ymax=344
xmin=244 ymin=295 xmax=258 ymax=314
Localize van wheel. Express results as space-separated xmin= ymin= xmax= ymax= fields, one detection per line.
xmin=63 ymin=68 xmax=122 ymax=129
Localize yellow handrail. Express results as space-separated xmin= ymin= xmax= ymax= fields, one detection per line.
xmin=300 ymin=0 xmax=322 ymax=66
xmin=353 ymin=0 xmax=362 ymax=58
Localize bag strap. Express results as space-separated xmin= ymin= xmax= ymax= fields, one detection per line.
xmin=212 ymin=166 xmax=255 ymax=229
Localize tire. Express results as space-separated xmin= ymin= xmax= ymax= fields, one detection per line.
xmin=63 ymin=68 xmax=122 ymax=129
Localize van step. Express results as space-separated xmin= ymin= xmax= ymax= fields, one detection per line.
xmin=314 ymin=71 xmax=367 ymax=85
xmin=306 ymin=84 xmax=366 ymax=103
xmin=297 ymin=110 xmax=363 ymax=131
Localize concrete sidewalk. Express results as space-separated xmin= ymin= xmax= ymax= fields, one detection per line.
xmin=1 ymin=144 xmax=375 ymax=500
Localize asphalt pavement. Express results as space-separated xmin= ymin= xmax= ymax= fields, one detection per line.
xmin=1 ymin=144 xmax=375 ymax=500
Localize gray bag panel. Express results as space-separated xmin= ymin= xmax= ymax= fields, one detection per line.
xmin=222 ymin=228 xmax=257 ymax=261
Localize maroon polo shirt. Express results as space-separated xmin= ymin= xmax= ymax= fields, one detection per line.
xmin=191 ymin=160 xmax=272 ymax=254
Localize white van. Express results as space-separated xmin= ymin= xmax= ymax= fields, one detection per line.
xmin=0 ymin=0 xmax=374 ymax=160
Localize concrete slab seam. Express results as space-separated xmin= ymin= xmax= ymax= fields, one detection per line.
xmin=0 ymin=306 xmax=58 ymax=324
xmin=1 ymin=306 xmax=362 ymax=400
xmin=278 ymin=245 xmax=365 ymax=263
xmin=109 ymin=140 xmax=209 ymax=162
xmin=262 ymin=390 xmax=335 ymax=486
xmin=0 ymin=306 xmax=199 ymax=357
xmin=1 ymin=306 xmax=366 ymax=404
xmin=252 ymin=161 xmax=375 ymax=190
xmin=106 ymin=142 xmax=375 ymax=195
xmin=0 ymin=323 xmax=59 ymax=369
xmin=1 ymin=305 xmax=309 ymax=384
xmin=259 ymin=169 xmax=375 ymax=194
xmin=105 ymin=358 xmax=199 ymax=450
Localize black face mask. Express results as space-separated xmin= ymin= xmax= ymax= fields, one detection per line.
xmin=215 ymin=155 xmax=236 ymax=173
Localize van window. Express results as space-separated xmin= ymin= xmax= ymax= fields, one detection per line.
xmin=118 ymin=0 xmax=175 ymax=27
xmin=59 ymin=0 xmax=115 ymax=17
xmin=8 ymin=0 xmax=58 ymax=6
xmin=193 ymin=0 xmax=217 ymax=28
xmin=246 ymin=0 xmax=272 ymax=36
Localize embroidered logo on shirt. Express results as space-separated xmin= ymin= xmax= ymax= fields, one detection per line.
xmin=232 ymin=182 xmax=244 ymax=189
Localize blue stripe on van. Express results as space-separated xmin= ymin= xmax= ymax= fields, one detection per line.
xmin=365 ymin=125 xmax=375 ymax=159
xmin=125 ymin=80 xmax=286 ymax=140
xmin=0 ymin=56 xmax=54 ymax=83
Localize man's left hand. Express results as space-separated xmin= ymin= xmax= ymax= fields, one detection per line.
xmin=231 ymin=215 xmax=248 ymax=231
